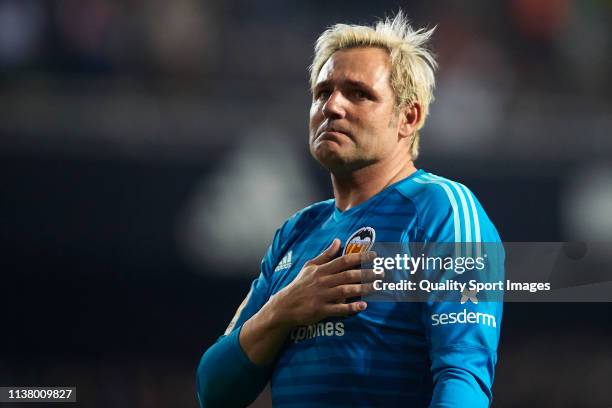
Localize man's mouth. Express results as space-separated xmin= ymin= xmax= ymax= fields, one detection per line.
xmin=317 ymin=126 xmax=351 ymax=140
xmin=319 ymin=130 xmax=347 ymax=138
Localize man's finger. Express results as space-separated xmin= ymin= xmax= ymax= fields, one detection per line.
xmin=324 ymin=301 xmax=367 ymax=317
xmin=318 ymin=250 xmax=376 ymax=275
xmin=304 ymin=238 xmax=341 ymax=267
xmin=323 ymin=268 xmax=380 ymax=287
xmin=326 ymin=283 xmax=374 ymax=300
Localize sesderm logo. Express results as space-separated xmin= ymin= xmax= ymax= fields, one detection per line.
xmin=431 ymin=309 xmax=497 ymax=328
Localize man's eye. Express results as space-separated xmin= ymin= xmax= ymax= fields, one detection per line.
xmin=353 ymin=90 xmax=368 ymax=99
xmin=317 ymin=90 xmax=331 ymax=100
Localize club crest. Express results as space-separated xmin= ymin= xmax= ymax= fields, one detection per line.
xmin=343 ymin=227 xmax=376 ymax=255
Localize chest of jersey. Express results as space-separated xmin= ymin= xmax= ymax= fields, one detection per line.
xmin=269 ymin=195 xmax=420 ymax=296
xmin=267 ymin=200 xmax=430 ymax=398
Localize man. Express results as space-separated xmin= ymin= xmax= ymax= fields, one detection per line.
xmin=197 ymin=11 xmax=502 ymax=407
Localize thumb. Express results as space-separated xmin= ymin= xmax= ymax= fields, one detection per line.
xmin=305 ymin=238 xmax=341 ymax=266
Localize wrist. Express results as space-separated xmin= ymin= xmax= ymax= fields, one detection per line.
xmin=264 ymin=292 xmax=294 ymax=332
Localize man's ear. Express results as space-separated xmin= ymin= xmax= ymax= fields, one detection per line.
xmin=398 ymin=103 xmax=421 ymax=139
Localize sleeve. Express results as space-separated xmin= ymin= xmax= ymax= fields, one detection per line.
xmin=416 ymin=182 xmax=504 ymax=408
xmin=195 ymin=226 xmax=284 ymax=408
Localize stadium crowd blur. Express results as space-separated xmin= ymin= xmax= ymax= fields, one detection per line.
xmin=1 ymin=1 xmax=611 ymax=407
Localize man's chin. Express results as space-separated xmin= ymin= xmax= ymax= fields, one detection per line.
xmin=311 ymin=149 xmax=372 ymax=174
xmin=311 ymin=145 xmax=348 ymax=168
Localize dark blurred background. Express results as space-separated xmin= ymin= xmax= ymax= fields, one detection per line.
xmin=1 ymin=0 xmax=611 ymax=407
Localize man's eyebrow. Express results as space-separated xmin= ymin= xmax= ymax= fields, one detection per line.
xmin=344 ymin=79 xmax=375 ymax=91
xmin=313 ymin=80 xmax=332 ymax=91
xmin=314 ymin=79 xmax=376 ymax=92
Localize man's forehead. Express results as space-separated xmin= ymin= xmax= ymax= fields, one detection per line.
xmin=315 ymin=47 xmax=391 ymax=87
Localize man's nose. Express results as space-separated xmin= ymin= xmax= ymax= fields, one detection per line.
xmin=322 ymin=90 xmax=346 ymax=119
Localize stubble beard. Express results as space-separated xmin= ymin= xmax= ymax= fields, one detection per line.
xmin=312 ymin=143 xmax=378 ymax=176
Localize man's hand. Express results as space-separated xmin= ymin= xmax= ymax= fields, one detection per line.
xmin=239 ymin=239 xmax=377 ymax=365
xmin=270 ymin=238 xmax=377 ymax=327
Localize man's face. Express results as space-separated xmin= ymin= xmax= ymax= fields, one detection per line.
xmin=309 ymin=47 xmax=401 ymax=173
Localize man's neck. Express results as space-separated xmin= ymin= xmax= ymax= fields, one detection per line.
xmin=331 ymin=158 xmax=417 ymax=211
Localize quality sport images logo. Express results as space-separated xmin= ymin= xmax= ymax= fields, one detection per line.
xmin=342 ymin=227 xmax=376 ymax=255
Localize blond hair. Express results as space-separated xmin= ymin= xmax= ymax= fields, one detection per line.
xmin=309 ymin=11 xmax=437 ymax=160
